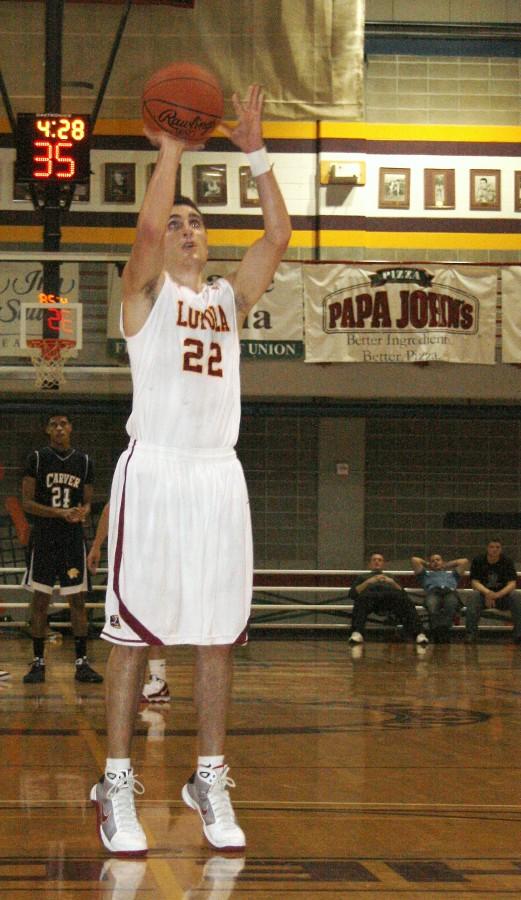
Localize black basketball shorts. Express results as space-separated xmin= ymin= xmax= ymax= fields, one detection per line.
xmin=23 ymin=526 xmax=89 ymax=595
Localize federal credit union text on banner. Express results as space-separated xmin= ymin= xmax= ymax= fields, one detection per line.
xmin=206 ymin=262 xmax=303 ymax=360
xmin=303 ymin=265 xmax=497 ymax=364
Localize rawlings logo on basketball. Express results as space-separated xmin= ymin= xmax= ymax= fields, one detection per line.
xmin=145 ymin=101 xmax=216 ymax=140
xmin=142 ymin=61 xmax=224 ymax=145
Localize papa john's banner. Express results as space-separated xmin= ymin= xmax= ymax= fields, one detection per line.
xmin=501 ymin=267 xmax=521 ymax=363
xmin=107 ymin=261 xmax=304 ymax=361
xmin=303 ymin=265 xmax=497 ymax=364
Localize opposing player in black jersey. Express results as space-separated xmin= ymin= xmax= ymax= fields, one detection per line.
xmin=22 ymin=413 xmax=103 ymax=684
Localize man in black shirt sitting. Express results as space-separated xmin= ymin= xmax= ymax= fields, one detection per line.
xmin=348 ymin=552 xmax=429 ymax=647
xmin=466 ymin=539 xmax=521 ymax=643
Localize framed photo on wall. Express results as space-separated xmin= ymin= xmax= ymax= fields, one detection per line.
xmin=13 ymin=164 xmax=31 ymax=201
xmin=470 ymin=169 xmax=500 ymax=211
xmin=13 ymin=181 xmax=31 ymax=201
xmin=239 ymin=166 xmax=260 ymax=207
xmin=424 ymin=169 xmax=455 ymax=210
xmin=193 ymin=164 xmax=227 ymax=205
xmin=147 ymin=162 xmax=182 ymax=195
xmin=378 ymin=168 xmax=410 ymax=209
xmin=515 ymin=172 xmax=521 ymax=213
xmin=104 ymin=163 xmax=135 ymax=203
xmin=73 ymin=180 xmax=90 ymax=202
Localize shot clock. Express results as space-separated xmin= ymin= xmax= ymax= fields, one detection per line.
xmin=16 ymin=113 xmax=91 ymax=183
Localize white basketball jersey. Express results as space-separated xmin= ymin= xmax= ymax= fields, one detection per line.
xmin=124 ymin=275 xmax=241 ymax=448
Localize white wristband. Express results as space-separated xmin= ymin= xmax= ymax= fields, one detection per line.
xmin=247 ymin=146 xmax=271 ymax=178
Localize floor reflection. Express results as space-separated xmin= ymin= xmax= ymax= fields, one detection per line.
xmin=138 ymin=706 xmax=167 ymax=742
xmin=98 ymin=858 xmax=148 ymax=898
xmin=96 ymin=854 xmax=246 ymax=898
xmin=182 ymin=855 xmax=246 ymax=900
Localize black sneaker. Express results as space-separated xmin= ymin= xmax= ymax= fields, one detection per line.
xmin=75 ymin=657 xmax=103 ymax=683
xmin=23 ymin=658 xmax=45 ymax=683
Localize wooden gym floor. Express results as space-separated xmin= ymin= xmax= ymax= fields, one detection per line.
xmin=1 ymin=632 xmax=521 ymax=898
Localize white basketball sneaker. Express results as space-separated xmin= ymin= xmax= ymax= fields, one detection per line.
xmin=90 ymin=769 xmax=147 ymax=856
xmin=181 ymin=765 xmax=245 ymax=851
xmin=348 ymin=631 xmax=364 ymax=645
xmin=141 ymin=676 xmax=170 ymax=703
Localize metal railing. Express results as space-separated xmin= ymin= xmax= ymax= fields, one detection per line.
xmin=0 ymin=567 xmax=514 ymax=632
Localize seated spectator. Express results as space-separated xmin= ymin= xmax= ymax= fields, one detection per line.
xmin=466 ymin=539 xmax=521 ymax=644
xmin=348 ymin=552 xmax=429 ymax=647
xmin=411 ymin=552 xmax=468 ymax=643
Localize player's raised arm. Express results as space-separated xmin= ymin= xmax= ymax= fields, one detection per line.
xmin=122 ymin=131 xmax=187 ymax=336
xmin=220 ymin=85 xmax=292 ymax=325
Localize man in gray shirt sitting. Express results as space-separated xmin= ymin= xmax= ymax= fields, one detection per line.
xmin=411 ymin=552 xmax=468 ymax=643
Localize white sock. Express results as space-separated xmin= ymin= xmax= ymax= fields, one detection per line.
xmin=105 ymin=757 xmax=131 ymax=778
xmin=198 ymin=754 xmax=224 ymax=768
xmin=149 ymin=658 xmax=166 ymax=681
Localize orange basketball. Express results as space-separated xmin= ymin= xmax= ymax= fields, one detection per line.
xmin=142 ymin=62 xmax=224 ymax=144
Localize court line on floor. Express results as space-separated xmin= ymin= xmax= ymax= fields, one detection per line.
xmin=3 ymin=800 xmax=521 ymax=812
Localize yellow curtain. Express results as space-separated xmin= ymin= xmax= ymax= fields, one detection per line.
xmin=195 ymin=0 xmax=366 ymax=120
xmin=1 ymin=0 xmax=365 ymax=121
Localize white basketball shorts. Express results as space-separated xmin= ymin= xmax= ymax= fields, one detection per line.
xmin=101 ymin=441 xmax=253 ymax=647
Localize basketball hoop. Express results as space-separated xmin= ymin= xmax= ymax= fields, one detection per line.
xmin=26 ymin=338 xmax=77 ymax=390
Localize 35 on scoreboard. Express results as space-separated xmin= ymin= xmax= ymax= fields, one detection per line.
xmin=16 ymin=113 xmax=91 ymax=183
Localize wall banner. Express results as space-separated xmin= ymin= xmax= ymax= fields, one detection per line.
xmin=206 ymin=262 xmax=304 ymax=360
xmin=501 ymin=267 xmax=521 ymax=363
xmin=106 ymin=263 xmax=127 ymax=361
xmin=236 ymin=262 xmax=304 ymax=361
xmin=107 ymin=261 xmax=304 ymax=361
xmin=0 ymin=262 xmax=79 ymax=357
xmin=303 ymin=265 xmax=497 ymax=364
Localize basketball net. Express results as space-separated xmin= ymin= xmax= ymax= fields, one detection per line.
xmin=26 ymin=338 xmax=76 ymax=391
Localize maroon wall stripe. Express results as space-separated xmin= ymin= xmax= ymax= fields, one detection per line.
xmin=320 ymin=216 xmax=521 ymax=233
xmin=319 ymin=138 xmax=521 ymax=157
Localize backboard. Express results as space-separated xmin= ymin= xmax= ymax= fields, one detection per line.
xmin=20 ymin=302 xmax=83 ymax=390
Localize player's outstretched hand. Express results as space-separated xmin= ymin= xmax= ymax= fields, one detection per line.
xmin=76 ymin=504 xmax=89 ymax=522
xmin=218 ymin=83 xmax=264 ymax=154
xmin=87 ymin=545 xmax=100 ymax=575
xmin=62 ymin=506 xmax=84 ymax=523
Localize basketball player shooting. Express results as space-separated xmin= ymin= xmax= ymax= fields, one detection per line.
xmin=90 ymin=83 xmax=291 ymax=856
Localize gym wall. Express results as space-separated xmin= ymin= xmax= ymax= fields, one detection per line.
xmin=1 ymin=1 xmax=521 ymax=568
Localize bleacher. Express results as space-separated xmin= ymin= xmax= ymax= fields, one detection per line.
xmin=248 ymin=570 xmax=514 ymax=633
xmin=0 ymin=502 xmax=515 ymax=634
